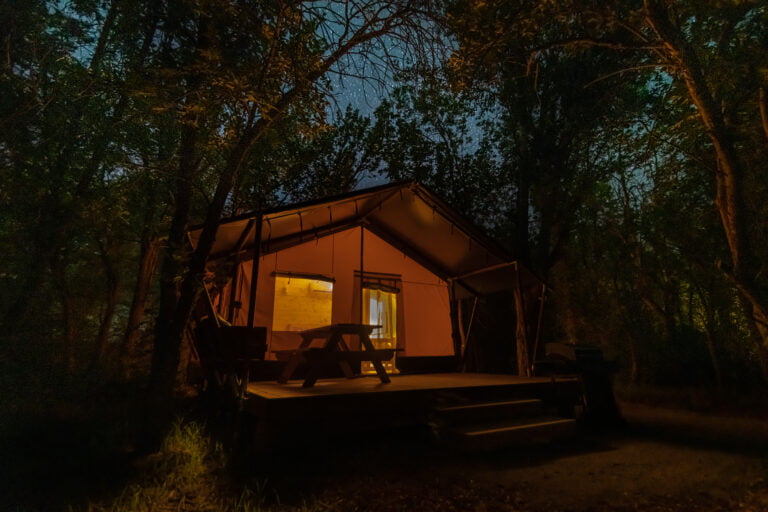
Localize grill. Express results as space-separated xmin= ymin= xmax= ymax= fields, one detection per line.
xmin=535 ymin=342 xmax=624 ymax=427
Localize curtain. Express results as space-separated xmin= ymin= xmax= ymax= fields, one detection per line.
xmin=364 ymin=288 xmax=396 ymax=344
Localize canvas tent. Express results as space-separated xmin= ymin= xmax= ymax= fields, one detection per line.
xmin=188 ymin=181 xmax=543 ymax=368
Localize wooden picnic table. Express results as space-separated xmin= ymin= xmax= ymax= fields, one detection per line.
xmin=277 ymin=323 xmax=396 ymax=388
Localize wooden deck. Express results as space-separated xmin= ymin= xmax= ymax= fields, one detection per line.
xmin=247 ymin=373 xmax=569 ymax=399
xmin=244 ymin=373 xmax=580 ymax=439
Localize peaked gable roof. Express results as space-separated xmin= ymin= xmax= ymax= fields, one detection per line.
xmin=189 ymin=181 xmax=540 ymax=297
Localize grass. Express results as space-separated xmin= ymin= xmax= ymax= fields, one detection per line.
xmin=80 ymin=421 xmax=268 ymax=512
xmin=73 ymin=419 xmax=531 ymax=512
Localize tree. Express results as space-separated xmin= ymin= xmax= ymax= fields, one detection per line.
xmin=0 ymin=1 xmax=162 ymax=378
xmin=140 ymin=0 xmax=441 ymax=447
xmin=251 ymin=105 xmax=384 ymax=204
xmin=0 ymin=1 xmax=443 ymax=437
xmin=370 ymin=72 xmax=509 ymax=229
xmin=445 ymin=0 xmax=768 ymax=385
xmin=445 ymin=2 xmax=651 ymax=373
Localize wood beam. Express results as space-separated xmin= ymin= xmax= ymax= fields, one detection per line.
xmin=246 ymin=216 xmax=263 ymax=329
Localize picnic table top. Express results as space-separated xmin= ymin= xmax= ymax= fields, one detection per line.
xmin=299 ymin=323 xmax=382 ymax=338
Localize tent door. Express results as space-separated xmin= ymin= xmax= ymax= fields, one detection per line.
xmin=362 ymin=286 xmax=398 ymax=374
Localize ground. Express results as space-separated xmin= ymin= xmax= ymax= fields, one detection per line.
xmin=4 ymin=400 xmax=768 ymax=511
xmin=242 ymin=401 xmax=768 ymax=512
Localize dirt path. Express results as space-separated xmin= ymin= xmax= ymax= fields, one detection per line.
xmin=470 ymin=434 xmax=765 ymax=511
xmin=474 ymin=402 xmax=768 ymax=510
xmin=467 ymin=402 xmax=768 ymax=511
xmin=457 ymin=402 xmax=768 ymax=511
xmin=262 ymin=402 xmax=768 ymax=512
xmin=620 ymin=401 xmax=768 ymax=445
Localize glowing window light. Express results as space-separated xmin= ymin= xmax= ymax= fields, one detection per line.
xmin=362 ymin=287 xmax=397 ymax=374
xmin=272 ymin=276 xmax=333 ymax=331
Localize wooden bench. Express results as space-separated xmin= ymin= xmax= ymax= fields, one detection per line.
xmin=289 ymin=347 xmax=398 ymax=387
xmin=190 ymin=288 xmax=266 ymax=396
xmin=277 ymin=323 xmax=396 ymax=387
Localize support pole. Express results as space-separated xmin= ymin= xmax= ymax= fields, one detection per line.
xmin=246 ymin=215 xmax=263 ymax=329
xmin=447 ymin=280 xmax=463 ymax=370
xmin=457 ymin=297 xmax=467 ymax=361
xmin=460 ymin=296 xmax=479 ymax=371
xmin=359 ymin=224 xmax=365 ymax=325
xmin=227 ymin=261 xmax=240 ymax=324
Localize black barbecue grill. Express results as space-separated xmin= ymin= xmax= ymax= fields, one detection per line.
xmin=535 ymin=342 xmax=624 ymax=427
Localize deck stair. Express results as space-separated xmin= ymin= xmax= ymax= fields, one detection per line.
xmin=431 ymin=394 xmax=577 ymax=449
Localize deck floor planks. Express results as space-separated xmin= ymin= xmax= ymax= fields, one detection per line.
xmin=244 ymin=373 xmax=582 ymax=442
xmin=247 ymin=373 xmax=571 ymax=400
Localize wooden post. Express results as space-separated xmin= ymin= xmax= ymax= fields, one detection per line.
xmin=359 ymin=224 xmax=365 ymax=326
xmin=457 ymin=297 xmax=467 ymax=361
xmin=447 ymin=280 xmax=463 ymax=369
xmin=227 ymin=260 xmax=240 ymax=324
xmin=460 ymin=296 xmax=479 ymax=371
xmin=247 ymin=215 xmax=263 ymax=329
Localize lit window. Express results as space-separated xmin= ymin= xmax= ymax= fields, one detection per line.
xmin=363 ymin=287 xmax=397 ymax=374
xmin=272 ymin=276 xmax=333 ymax=331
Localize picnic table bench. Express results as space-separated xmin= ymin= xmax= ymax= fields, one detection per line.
xmin=277 ymin=323 xmax=398 ymax=387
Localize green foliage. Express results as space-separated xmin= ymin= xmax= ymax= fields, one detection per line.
xmin=443 ymin=0 xmax=768 ymax=388
xmin=239 ymin=105 xmax=381 ymax=206
xmin=81 ymin=421 xmax=266 ymax=512
xmin=369 ymin=72 xmax=511 ymax=230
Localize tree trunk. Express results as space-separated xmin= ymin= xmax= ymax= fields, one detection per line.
xmin=550 ymin=258 xmax=579 ymax=345
xmin=701 ymin=313 xmax=724 ymax=391
xmin=513 ymin=272 xmax=531 ymax=377
xmin=1 ymin=242 xmax=48 ymax=348
xmin=626 ymin=330 xmax=639 ymax=385
xmin=754 ymin=337 xmax=768 ymax=387
xmin=142 ymin=117 xmax=200 ymax=450
xmin=515 ymin=169 xmax=531 ymax=265
xmin=121 ymin=236 xmax=161 ymax=372
xmin=94 ymin=242 xmax=120 ymax=368
xmin=144 ymin=117 xmax=255 ymax=449
xmin=738 ymin=295 xmax=768 ymax=386
xmin=759 ymin=88 xmax=768 ymax=143
xmin=612 ymin=273 xmax=641 ymax=385
xmin=52 ymin=259 xmax=78 ymax=373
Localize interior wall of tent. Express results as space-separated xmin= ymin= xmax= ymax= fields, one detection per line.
xmin=213 ymin=226 xmax=454 ymax=360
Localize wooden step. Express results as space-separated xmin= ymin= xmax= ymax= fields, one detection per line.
xmin=431 ymin=380 xmax=581 ymax=406
xmin=455 ymin=417 xmax=577 ymax=449
xmin=434 ymin=398 xmax=545 ymax=425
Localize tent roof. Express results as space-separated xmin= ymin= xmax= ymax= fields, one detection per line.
xmin=188 ymin=181 xmax=541 ymax=297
